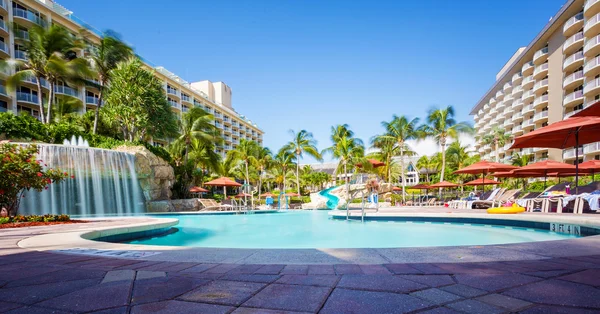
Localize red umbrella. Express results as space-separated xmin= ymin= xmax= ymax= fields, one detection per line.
xmin=494 ymin=171 xmax=540 ymax=178
xmin=234 ymin=192 xmax=252 ymax=198
xmin=573 ymin=100 xmax=600 ymax=117
xmin=356 ymin=159 xmax=385 ymax=168
xmin=411 ymin=184 xmax=431 ymax=189
xmin=204 ymin=177 xmax=242 ymax=198
xmin=285 ymin=192 xmax=301 ymax=197
xmin=464 ymin=178 xmax=501 ymax=186
xmin=189 ymin=186 xmax=209 ymax=193
xmin=454 ymin=161 xmax=518 ymax=174
xmin=429 ymin=181 xmax=460 ymax=188
xmin=392 ymin=186 xmax=402 ymax=191
xmin=513 ymin=160 xmax=575 ymax=188
xmin=510 ymin=116 xmax=600 ymax=193
xmin=260 ymin=192 xmax=275 ymax=197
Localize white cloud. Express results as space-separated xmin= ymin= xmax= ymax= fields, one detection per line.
xmin=406 ymin=134 xmax=476 ymax=157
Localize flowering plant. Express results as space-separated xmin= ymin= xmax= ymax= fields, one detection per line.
xmin=0 ymin=143 xmax=70 ymax=216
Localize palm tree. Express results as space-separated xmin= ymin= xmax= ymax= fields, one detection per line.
xmin=283 ymin=130 xmax=323 ymax=195
xmin=172 ymin=107 xmax=221 ymax=163
xmin=416 ymin=155 xmax=438 ymax=184
xmin=188 ymin=139 xmax=221 ymax=182
xmin=323 ymin=125 xmax=365 ymax=201
xmin=446 ymin=141 xmax=473 ymax=192
xmin=227 ymin=139 xmax=259 ymax=194
xmin=273 ymin=148 xmax=295 ymax=193
xmin=372 ymin=115 xmax=419 ymax=201
xmin=369 ymin=136 xmax=399 ymax=181
xmin=418 ymin=106 xmax=473 ymax=183
xmin=511 ymin=152 xmax=531 ymax=189
xmin=85 ymin=31 xmax=133 ymax=134
xmin=7 ymin=25 xmax=84 ymax=124
xmin=481 ymin=126 xmax=513 ymax=162
xmin=255 ymin=146 xmax=272 ymax=196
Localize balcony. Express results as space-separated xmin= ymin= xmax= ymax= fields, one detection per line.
xmin=564 ymin=147 xmax=584 ymax=159
xmin=512 ymin=99 xmax=523 ymax=109
xmin=14 ymin=49 xmax=27 ymax=60
xmin=584 ymin=141 xmax=600 ymax=154
xmin=23 ymin=75 xmax=49 ymax=89
xmin=86 ymin=96 xmax=99 ymax=105
xmin=564 ymin=107 xmax=584 ymax=119
xmin=182 ymin=106 xmax=189 ymax=113
xmin=522 ymin=61 xmax=535 ymax=76
xmin=511 ymin=85 xmax=523 ymax=97
xmin=0 ymin=20 xmax=7 ymax=36
xmin=563 ymin=70 xmax=584 ymax=89
xmin=503 ymin=119 xmax=513 ymax=128
xmin=586 ymin=35 xmax=600 ymax=59
xmin=14 ymin=29 xmax=29 ymax=41
xmin=495 ymin=90 xmax=504 ymax=100
xmin=584 ymin=77 xmax=600 ymax=96
xmin=0 ymin=41 xmax=7 ymax=58
xmin=488 ymin=98 xmax=496 ymax=105
xmin=503 ymin=82 xmax=512 ymax=92
xmin=512 ymin=112 xmax=523 ymax=122
xmin=489 ymin=107 xmax=498 ymax=115
xmin=564 ymin=51 xmax=585 ymax=72
xmin=564 ymin=12 xmax=585 ymax=36
xmin=522 ymin=75 xmax=535 ymax=89
xmin=511 ymin=72 xmax=523 ymax=84
xmin=13 ymin=8 xmax=46 ymax=27
xmin=533 ymin=47 xmax=549 ymax=65
xmin=586 ymin=56 xmax=600 ymax=80
xmin=533 ymin=62 xmax=548 ymax=79
xmin=533 ymin=94 xmax=549 ymax=109
xmin=504 ymin=94 xmax=513 ymax=104
xmin=533 ymin=78 xmax=548 ymax=95
xmin=193 ymin=100 xmax=202 ymax=107
xmin=181 ymin=94 xmax=191 ymax=103
xmin=587 ymin=0 xmax=600 ymax=18
xmin=563 ymin=90 xmax=584 ymax=107
xmin=54 ymin=85 xmax=78 ymax=97
xmin=168 ymin=99 xmax=179 ymax=109
xmin=533 ymin=110 xmax=549 ymax=122
xmin=166 ymin=86 xmax=179 ymax=98
xmin=0 ymin=0 xmax=6 ymax=13
xmin=512 ymin=125 xmax=523 ymax=135
xmin=521 ymin=90 xmax=534 ymax=102
xmin=563 ymin=32 xmax=584 ymax=55
xmin=16 ymin=91 xmax=38 ymax=104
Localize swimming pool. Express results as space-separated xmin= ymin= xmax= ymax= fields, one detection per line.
xmin=122 ymin=211 xmax=579 ymax=249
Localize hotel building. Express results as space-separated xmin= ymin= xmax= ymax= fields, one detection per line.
xmin=0 ymin=0 xmax=263 ymax=157
xmin=472 ymin=0 xmax=600 ymax=164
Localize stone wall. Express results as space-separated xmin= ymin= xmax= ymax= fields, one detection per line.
xmin=147 ymin=199 xmax=201 ymax=212
xmin=115 ymin=146 xmax=174 ymax=202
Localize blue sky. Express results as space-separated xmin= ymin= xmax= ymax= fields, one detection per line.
xmin=60 ymin=0 xmax=566 ymax=162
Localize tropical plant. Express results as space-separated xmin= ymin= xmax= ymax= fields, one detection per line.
xmin=227 ymin=139 xmax=260 ymax=194
xmin=372 ymin=115 xmax=419 ymax=201
xmin=416 ymin=155 xmax=438 ymax=184
xmin=255 ymin=146 xmax=272 ymax=196
xmin=283 ymin=130 xmax=323 ymax=195
xmin=84 ymin=30 xmax=133 ymax=134
xmin=511 ymin=152 xmax=531 ymax=189
xmin=481 ymin=126 xmax=512 ymax=162
xmin=101 ymin=57 xmax=178 ymax=141
xmin=171 ymin=106 xmax=221 ymax=163
xmin=272 ymin=148 xmax=295 ymax=193
xmin=6 ymin=24 xmax=88 ymax=124
xmin=418 ymin=106 xmax=473 ymax=183
xmin=323 ymin=124 xmax=364 ymax=199
xmin=0 ymin=143 xmax=70 ymax=216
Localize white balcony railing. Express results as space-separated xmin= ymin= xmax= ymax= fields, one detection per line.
xmin=533 ymin=94 xmax=549 ymax=107
xmin=564 ymin=90 xmax=584 ymax=104
xmin=534 ymin=47 xmax=549 ymax=61
xmin=16 ymin=92 xmax=38 ymax=104
xmin=533 ymin=79 xmax=548 ymax=92
xmin=563 ymin=70 xmax=584 ymax=88
xmin=563 ymin=32 xmax=584 ymax=52
xmin=533 ymin=111 xmax=549 ymax=121
xmin=584 ymin=34 xmax=600 ymax=53
xmin=585 ymin=55 xmax=600 ymax=73
xmin=13 ymin=8 xmax=46 ymax=27
xmin=564 ymin=147 xmax=584 ymax=159
xmin=533 ymin=63 xmax=549 ymax=76
xmin=522 ymin=61 xmax=534 ymax=73
xmin=564 ymin=12 xmax=584 ymax=33
xmin=584 ymin=141 xmax=600 ymax=154
xmin=14 ymin=50 xmax=27 ymax=60
xmin=584 ymin=77 xmax=600 ymax=94
xmin=563 ymin=51 xmax=584 ymax=69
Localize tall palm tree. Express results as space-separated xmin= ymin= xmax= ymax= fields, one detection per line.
xmin=481 ymin=126 xmax=513 ymax=162
xmin=323 ymin=124 xmax=365 ymax=200
xmin=273 ymin=148 xmax=295 ymax=193
xmin=446 ymin=141 xmax=473 ymax=191
xmin=227 ymin=139 xmax=259 ymax=193
xmin=416 ymin=155 xmax=438 ymax=184
xmin=255 ymin=146 xmax=272 ymax=196
xmin=188 ymin=139 xmax=222 ymax=182
xmin=418 ymin=106 xmax=473 ymax=183
xmin=511 ymin=152 xmax=531 ymax=189
xmin=7 ymin=25 xmax=84 ymax=124
xmin=370 ymin=136 xmax=399 ymax=182
xmin=283 ymin=130 xmax=323 ymax=195
xmin=85 ymin=31 xmax=133 ymax=134
xmin=372 ymin=115 xmax=419 ymax=202
xmin=172 ymin=107 xmax=221 ymax=163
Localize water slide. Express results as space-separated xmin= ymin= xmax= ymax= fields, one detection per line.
xmin=318 ymin=186 xmax=340 ymax=209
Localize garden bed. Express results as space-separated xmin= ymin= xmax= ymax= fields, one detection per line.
xmin=0 ymin=220 xmax=86 ymax=229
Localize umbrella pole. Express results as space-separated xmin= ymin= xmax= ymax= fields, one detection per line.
xmin=223 ymin=186 xmax=227 ymax=199
xmin=575 ymin=131 xmax=580 ymax=195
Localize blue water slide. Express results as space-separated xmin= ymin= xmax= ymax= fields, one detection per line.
xmin=318 ymin=186 xmax=340 ymax=209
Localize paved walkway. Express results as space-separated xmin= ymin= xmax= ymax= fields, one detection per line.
xmin=1 ymin=214 xmax=600 ymax=313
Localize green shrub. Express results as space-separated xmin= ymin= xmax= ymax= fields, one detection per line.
xmin=57 ymin=214 xmax=70 ymax=222
xmin=27 ymin=215 xmax=43 ymax=222
xmin=0 ymin=217 xmax=9 ymax=224
xmin=0 ymin=112 xmax=48 ymax=141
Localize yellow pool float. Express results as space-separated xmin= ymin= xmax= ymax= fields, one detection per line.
xmin=487 ymin=204 xmax=526 ymax=214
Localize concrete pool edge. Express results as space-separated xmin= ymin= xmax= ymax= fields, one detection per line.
xmin=13 ymin=211 xmax=600 ymax=264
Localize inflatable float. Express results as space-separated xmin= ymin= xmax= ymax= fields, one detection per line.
xmin=487 ymin=204 xmax=526 ymax=214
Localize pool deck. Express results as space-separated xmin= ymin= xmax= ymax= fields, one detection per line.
xmin=2 ymin=208 xmax=600 ymax=313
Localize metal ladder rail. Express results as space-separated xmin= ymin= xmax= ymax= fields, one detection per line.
xmin=346 ymin=190 xmax=366 ymax=221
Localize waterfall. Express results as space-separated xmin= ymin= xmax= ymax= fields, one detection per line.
xmin=19 ymin=142 xmax=146 ymax=216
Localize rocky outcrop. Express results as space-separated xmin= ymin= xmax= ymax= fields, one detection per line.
xmin=115 ymin=145 xmax=174 ymax=202
xmin=147 ymin=199 xmax=200 ymax=212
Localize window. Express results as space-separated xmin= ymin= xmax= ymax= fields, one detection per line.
xmin=0 ymin=100 xmax=7 ymax=112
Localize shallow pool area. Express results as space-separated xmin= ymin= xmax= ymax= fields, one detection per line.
xmin=122 ymin=211 xmax=580 ymax=249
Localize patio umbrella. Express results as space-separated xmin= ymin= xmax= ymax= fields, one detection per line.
xmin=260 ymin=192 xmax=276 ymax=197
xmin=454 ymin=161 xmax=518 ymax=192
xmin=285 ymin=192 xmax=301 ymax=197
xmin=356 ymin=159 xmax=385 ymax=168
xmin=512 ymin=160 xmax=575 ymax=189
xmin=235 ymin=192 xmax=252 ymax=198
xmin=204 ymin=177 xmax=242 ymax=198
xmin=189 ymin=186 xmax=209 ymax=193
xmin=510 ymin=116 xmax=600 ymax=193
xmin=464 ymin=178 xmax=501 ymax=186
xmin=392 ymin=186 xmax=402 ymax=191
xmin=429 ymin=181 xmax=459 ymax=200
xmin=572 ymin=100 xmax=600 ymax=117
xmin=410 ymin=184 xmax=431 ymax=204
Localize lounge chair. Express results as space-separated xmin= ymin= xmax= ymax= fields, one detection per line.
xmin=471 ymin=188 xmax=507 ymax=209
xmin=199 ymin=199 xmax=234 ymax=211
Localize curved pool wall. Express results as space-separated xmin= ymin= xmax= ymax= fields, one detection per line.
xmin=319 ymin=186 xmax=340 ymax=209
xmin=20 ymin=144 xmax=145 ymax=216
xmin=116 ymin=211 xmax=584 ymax=249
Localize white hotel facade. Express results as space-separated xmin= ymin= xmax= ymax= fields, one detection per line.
xmin=0 ymin=0 xmax=263 ymax=157
xmin=472 ymin=0 xmax=600 ymax=164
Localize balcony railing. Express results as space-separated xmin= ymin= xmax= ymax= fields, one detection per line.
xmin=167 ymin=87 xmax=178 ymax=96
xmin=168 ymin=99 xmax=179 ymax=108
xmin=585 ymin=12 xmax=600 ymax=34
xmin=563 ymin=32 xmax=584 ymax=52
xmin=13 ymin=8 xmax=46 ymax=27
xmin=14 ymin=29 xmax=29 ymax=41
xmin=533 ymin=111 xmax=549 ymax=121
xmin=564 ymin=90 xmax=584 ymax=104
xmin=511 ymin=85 xmax=523 ymax=96
xmin=533 ymin=94 xmax=549 ymax=107
xmin=24 ymin=75 xmax=49 ymax=88
xmin=511 ymin=72 xmax=522 ymax=83
xmin=513 ymin=125 xmax=522 ymax=133
xmin=584 ymin=141 xmax=600 ymax=154
xmin=584 ymin=34 xmax=600 ymax=53
xmin=533 ymin=79 xmax=548 ymax=92
xmin=54 ymin=85 xmax=78 ymax=97
xmin=585 ymin=55 xmax=600 ymax=73
xmin=565 ymin=109 xmax=582 ymax=119
xmin=193 ymin=100 xmax=202 ymax=107
xmin=512 ymin=99 xmax=523 ymax=109
xmin=522 ymin=61 xmax=534 ymax=73
xmin=533 ymin=47 xmax=549 ymax=61
xmin=521 ymin=90 xmax=534 ymax=101
xmin=586 ymin=0 xmax=600 ymax=12
xmin=522 ymin=75 xmax=534 ymax=86
xmin=564 ymin=12 xmax=584 ymax=33
xmin=16 ymin=92 xmax=38 ymax=104
xmin=86 ymin=96 xmax=99 ymax=105
xmin=563 ymin=51 xmax=584 ymax=69
xmin=0 ymin=41 xmax=7 ymax=54
xmin=533 ymin=63 xmax=549 ymax=76
xmin=563 ymin=70 xmax=584 ymax=87
xmin=181 ymin=94 xmax=190 ymax=102
xmin=584 ymin=77 xmax=600 ymax=94
xmin=564 ymin=147 xmax=584 ymax=159
xmin=14 ymin=49 xmax=27 ymax=60
xmin=503 ymin=82 xmax=512 ymax=91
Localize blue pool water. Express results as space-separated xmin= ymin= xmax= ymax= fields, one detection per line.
xmin=124 ymin=211 xmax=579 ymax=249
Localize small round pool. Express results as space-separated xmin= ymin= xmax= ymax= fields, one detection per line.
xmin=123 ymin=211 xmax=579 ymax=249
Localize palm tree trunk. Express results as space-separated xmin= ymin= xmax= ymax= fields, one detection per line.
xmin=440 ymin=137 xmax=447 ymax=197
xmin=495 ymin=140 xmax=499 ymax=162
xmin=245 ymin=160 xmax=250 ymax=207
xmin=35 ymin=78 xmax=46 ymax=124
xmin=46 ymin=82 xmax=55 ymax=123
xmin=344 ymin=160 xmax=348 ymax=206
xmin=400 ymin=144 xmax=406 ymax=203
xmin=296 ymin=153 xmax=301 ymax=196
xmin=92 ymin=85 xmax=104 ymax=134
